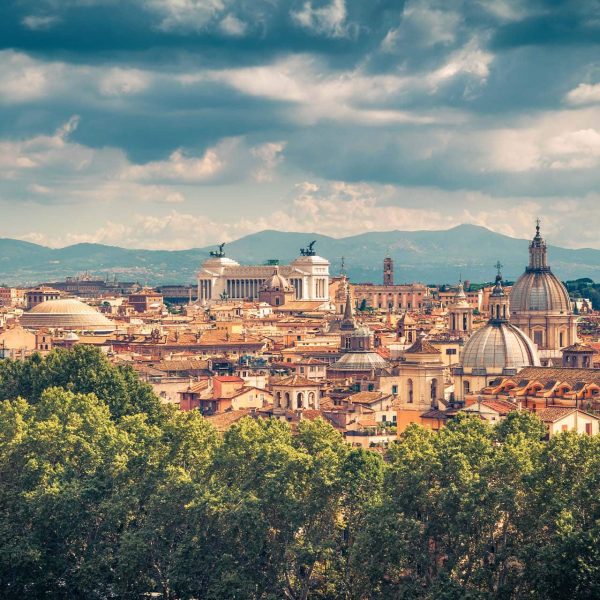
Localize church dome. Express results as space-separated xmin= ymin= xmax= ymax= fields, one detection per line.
xmin=329 ymin=351 xmax=389 ymax=372
xmin=510 ymin=271 xmax=570 ymax=313
xmin=510 ymin=222 xmax=571 ymax=313
xmin=261 ymin=268 xmax=294 ymax=292
xmin=460 ymin=322 xmax=540 ymax=370
xmin=21 ymin=298 xmax=115 ymax=332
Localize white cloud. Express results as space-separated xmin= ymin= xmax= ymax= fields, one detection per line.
xmin=467 ymin=107 xmax=600 ymax=173
xmin=219 ymin=13 xmax=247 ymax=36
xmin=0 ymin=51 xmax=58 ymax=103
xmin=211 ymin=55 xmax=450 ymax=126
xmin=291 ymin=0 xmax=347 ymax=38
xmin=383 ymin=2 xmax=462 ymax=51
xmin=21 ymin=14 xmax=61 ymax=31
xmin=126 ymin=145 xmax=225 ymax=183
xmin=427 ymin=38 xmax=493 ymax=90
xmin=98 ymin=68 xmax=151 ymax=96
xmin=251 ymin=142 xmax=286 ymax=182
xmin=566 ymin=83 xmax=600 ymax=106
xmin=0 ymin=51 xmax=156 ymax=105
xmin=146 ymin=0 xmax=226 ymax=32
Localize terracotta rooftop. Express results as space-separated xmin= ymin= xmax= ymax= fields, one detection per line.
xmin=347 ymin=391 xmax=392 ymax=405
xmin=562 ymin=343 xmax=597 ymax=354
xmin=534 ymin=407 xmax=578 ymax=422
xmin=205 ymin=409 xmax=251 ymax=432
xmin=515 ymin=366 xmax=600 ymax=387
xmin=405 ymin=336 xmax=440 ymax=354
xmin=271 ymin=374 xmax=321 ymax=387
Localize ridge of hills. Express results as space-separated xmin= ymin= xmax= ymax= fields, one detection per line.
xmin=1 ymin=224 xmax=599 ymax=286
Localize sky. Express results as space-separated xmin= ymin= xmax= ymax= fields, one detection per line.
xmin=0 ymin=0 xmax=599 ymax=250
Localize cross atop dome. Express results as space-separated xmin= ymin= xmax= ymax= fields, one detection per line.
xmin=494 ymin=261 xmax=503 ymax=279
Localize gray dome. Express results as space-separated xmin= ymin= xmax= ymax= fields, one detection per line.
xmin=329 ymin=351 xmax=389 ymax=372
xmin=461 ymin=322 xmax=540 ymax=370
xmin=510 ymin=271 xmax=570 ymax=313
xmin=261 ymin=269 xmax=293 ymax=292
xmin=21 ymin=298 xmax=115 ymax=332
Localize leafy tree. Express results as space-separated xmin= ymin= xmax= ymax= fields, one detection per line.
xmin=0 ymin=346 xmax=164 ymax=422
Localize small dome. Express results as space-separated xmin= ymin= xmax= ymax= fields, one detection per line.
xmin=261 ymin=268 xmax=294 ymax=292
xmin=21 ymin=299 xmax=115 ymax=332
xmin=510 ymin=271 xmax=571 ymax=313
xmin=460 ymin=322 xmax=540 ymax=370
xmin=329 ymin=351 xmax=389 ymax=372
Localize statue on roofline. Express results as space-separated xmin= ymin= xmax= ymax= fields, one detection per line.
xmin=300 ymin=240 xmax=317 ymax=256
xmin=209 ymin=242 xmax=226 ymax=258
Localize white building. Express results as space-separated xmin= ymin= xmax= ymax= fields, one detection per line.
xmin=197 ymin=243 xmax=331 ymax=304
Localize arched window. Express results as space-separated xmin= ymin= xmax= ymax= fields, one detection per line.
xmin=407 ymin=379 xmax=413 ymax=404
xmin=284 ymin=392 xmax=291 ymax=409
xmin=308 ymin=392 xmax=316 ymax=407
xmin=275 ymin=391 xmax=282 ymax=408
xmin=430 ymin=378 xmax=437 ymax=400
xmin=296 ymin=392 xmax=304 ymax=409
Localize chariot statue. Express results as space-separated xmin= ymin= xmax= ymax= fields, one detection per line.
xmin=209 ymin=242 xmax=226 ymax=258
xmin=300 ymin=240 xmax=317 ymax=256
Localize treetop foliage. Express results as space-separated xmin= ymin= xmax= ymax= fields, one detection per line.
xmin=0 ymin=348 xmax=599 ymax=598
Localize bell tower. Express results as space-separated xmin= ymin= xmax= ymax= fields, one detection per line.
xmin=489 ymin=262 xmax=510 ymax=323
xmin=448 ymin=280 xmax=473 ymax=337
xmin=383 ymin=255 xmax=393 ymax=286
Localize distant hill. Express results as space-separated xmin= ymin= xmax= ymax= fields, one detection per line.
xmin=1 ymin=224 xmax=599 ymax=286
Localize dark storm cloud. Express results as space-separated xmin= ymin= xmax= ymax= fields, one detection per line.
xmin=0 ymin=0 xmax=599 ymax=233
xmin=0 ymin=1 xmax=404 ymax=69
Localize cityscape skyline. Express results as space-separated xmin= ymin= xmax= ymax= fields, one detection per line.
xmin=1 ymin=1 xmax=599 ymax=250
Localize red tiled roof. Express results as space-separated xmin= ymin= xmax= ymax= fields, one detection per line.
xmin=534 ymin=407 xmax=576 ymax=422
xmin=271 ymin=374 xmax=321 ymax=387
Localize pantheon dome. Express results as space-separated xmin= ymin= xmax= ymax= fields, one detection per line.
xmin=21 ymin=298 xmax=116 ymax=332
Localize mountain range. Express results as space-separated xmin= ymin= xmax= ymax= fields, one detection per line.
xmin=1 ymin=225 xmax=599 ymax=287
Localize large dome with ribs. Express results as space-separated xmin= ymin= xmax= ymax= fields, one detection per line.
xmin=509 ymin=222 xmax=571 ymax=313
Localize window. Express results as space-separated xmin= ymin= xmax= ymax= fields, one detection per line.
xmin=392 ymin=385 xmax=398 ymax=395
xmin=586 ymin=423 xmax=592 ymax=436
xmin=446 ymin=348 xmax=457 ymax=355
xmin=562 ymin=424 xmax=568 ymax=432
